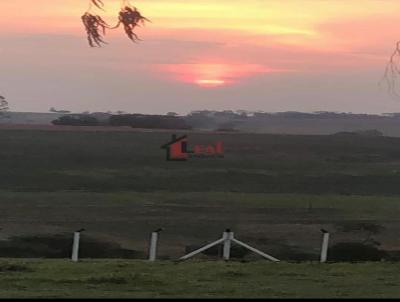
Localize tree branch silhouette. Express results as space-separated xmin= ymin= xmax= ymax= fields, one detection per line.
xmin=381 ymin=41 xmax=400 ymax=98
xmin=82 ymin=0 xmax=150 ymax=47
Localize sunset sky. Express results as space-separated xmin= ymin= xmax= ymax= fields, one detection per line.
xmin=1 ymin=0 xmax=400 ymax=114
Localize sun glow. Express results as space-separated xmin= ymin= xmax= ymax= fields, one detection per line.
xmin=158 ymin=63 xmax=273 ymax=88
xmin=195 ymin=79 xmax=226 ymax=88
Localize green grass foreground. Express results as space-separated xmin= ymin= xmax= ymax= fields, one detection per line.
xmin=0 ymin=259 xmax=399 ymax=298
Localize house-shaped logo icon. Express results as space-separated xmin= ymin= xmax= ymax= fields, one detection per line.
xmin=161 ymin=135 xmax=190 ymax=161
xmin=161 ymin=134 xmax=224 ymax=161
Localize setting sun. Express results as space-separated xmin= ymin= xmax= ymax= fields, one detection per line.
xmin=195 ymin=79 xmax=226 ymax=88
xmin=158 ymin=63 xmax=274 ymax=88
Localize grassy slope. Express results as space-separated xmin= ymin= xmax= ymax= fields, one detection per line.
xmin=1 ymin=129 xmax=400 ymax=255
xmin=0 ymin=259 xmax=399 ymax=298
xmin=1 ymin=191 xmax=400 ymax=257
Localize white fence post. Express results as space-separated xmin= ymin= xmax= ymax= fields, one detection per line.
xmin=149 ymin=232 xmax=159 ymax=261
xmin=223 ymin=230 xmax=233 ymax=260
xmin=179 ymin=229 xmax=280 ymax=262
xmin=71 ymin=232 xmax=81 ymax=262
xmin=320 ymin=230 xmax=330 ymax=263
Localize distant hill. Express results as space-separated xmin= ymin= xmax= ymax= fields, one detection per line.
xmin=332 ymin=129 xmax=384 ymax=137
xmin=185 ymin=111 xmax=400 ymax=137
xmin=236 ymin=115 xmax=400 ymax=137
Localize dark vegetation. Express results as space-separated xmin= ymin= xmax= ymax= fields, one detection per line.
xmin=329 ymin=242 xmax=386 ymax=262
xmin=332 ymin=129 xmax=384 ymax=137
xmin=109 ymin=114 xmax=191 ymax=129
xmin=52 ymin=115 xmax=100 ymax=126
xmin=0 ymin=234 xmax=143 ymax=259
xmin=51 ymin=110 xmax=400 ymax=135
xmin=0 ymin=95 xmax=8 ymax=113
xmin=53 ymin=114 xmax=191 ymax=130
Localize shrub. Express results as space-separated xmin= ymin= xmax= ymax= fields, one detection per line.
xmin=52 ymin=115 xmax=99 ymax=126
xmin=109 ymin=114 xmax=191 ymax=129
xmin=329 ymin=242 xmax=387 ymax=262
xmin=0 ymin=234 xmax=144 ymax=259
xmin=0 ymin=263 xmax=32 ymax=272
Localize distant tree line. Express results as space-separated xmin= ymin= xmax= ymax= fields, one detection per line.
xmin=51 ymin=110 xmax=400 ymax=131
xmin=186 ymin=110 xmax=400 ymax=119
xmin=52 ymin=115 xmax=100 ymax=126
xmin=109 ymin=114 xmax=191 ymax=129
xmin=0 ymin=95 xmax=8 ymax=113
xmin=49 ymin=107 xmax=71 ymax=114
xmin=52 ymin=113 xmax=192 ymax=130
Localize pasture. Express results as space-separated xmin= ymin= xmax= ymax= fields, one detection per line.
xmin=0 ymin=128 xmax=400 ymax=259
xmin=0 ymin=260 xmax=399 ymax=298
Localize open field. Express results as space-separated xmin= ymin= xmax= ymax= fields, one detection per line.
xmin=1 ymin=128 xmax=400 ymax=259
xmin=2 ymin=128 xmax=400 ymax=194
xmin=0 ymin=259 xmax=398 ymax=298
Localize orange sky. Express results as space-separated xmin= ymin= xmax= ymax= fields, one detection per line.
xmin=1 ymin=0 xmax=400 ymax=113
